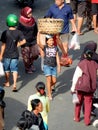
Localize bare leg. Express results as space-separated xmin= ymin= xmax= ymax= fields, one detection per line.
xmin=46 ymin=76 xmax=52 ymax=100
xmin=71 ymin=14 xmax=77 ymax=32
xmin=77 ymin=17 xmax=84 ymax=35
xmin=4 ymin=72 xmax=10 ymax=87
xmin=62 ymin=42 xmax=68 ymax=55
xmin=93 ymin=14 xmax=98 ymax=33
xmin=51 ymin=76 xmax=56 ymax=92
xmin=12 ymin=72 xmax=18 ymax=90
xmin=56 ymin=35 xmax=67 ymax=56
xmin=74 ymin=14 xmax=77 ymax=23
xmin=57 ymin=39 xmax=66 ymax=55
xmin=40 ymin=48 xmax=44 ymax=71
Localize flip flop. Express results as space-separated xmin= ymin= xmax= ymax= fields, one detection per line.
xmin=52 ymin=88 xmax=55 ymax=93
xmin=12 ymin=89 xmax=18 ymax=92
xmin=70 ymin=31 xmax=76 ymax=35
xmin=12 ymin=87 xmax=18 ymax=92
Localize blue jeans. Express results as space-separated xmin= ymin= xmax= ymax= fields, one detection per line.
xmin=43 ymin=65 xmax=57 ymax=77
xmin=3 ymin=58 xmax=18 ymax=72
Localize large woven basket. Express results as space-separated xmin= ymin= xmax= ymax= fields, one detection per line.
xmin=38 ymin=18 xmax=64 ymax=34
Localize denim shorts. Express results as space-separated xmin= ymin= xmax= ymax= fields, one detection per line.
xmin=43 ymin=65 xmax=57 ymax=77
xmin=3 ymin=58 xmax=19 ymax=72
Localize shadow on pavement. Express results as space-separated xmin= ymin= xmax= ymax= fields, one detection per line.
xmin=4 ymin=97 xmax=26 ymax=130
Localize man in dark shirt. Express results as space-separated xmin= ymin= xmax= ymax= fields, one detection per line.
xmin=45 ymin=0 xmax=77 ymax=58
xmin=0 ymin=14 xmax=26 ymax=92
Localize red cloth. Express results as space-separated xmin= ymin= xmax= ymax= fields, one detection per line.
xmin=92 ymin=0 xmax=98 ymax=3
xmin=75 ymin=91 xmax=93 ymax=125
xmin=19 ymin=6 xmax=35 ymax=27
xmin=60 ymin=55 xmax=72 ymax=66
xmin=76 ymin=59 xmax=98 ymax=93
xmin=53 ymin=35 xmax=57 ymax=46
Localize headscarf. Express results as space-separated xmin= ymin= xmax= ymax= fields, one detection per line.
xmin=19 ymin=6 xmax=35 ymax=27
xmin=81 ymin=42 xmax=98 ymax=63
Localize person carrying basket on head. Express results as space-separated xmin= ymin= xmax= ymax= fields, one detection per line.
xmin=44 ymin=0 xmax=77 ymax=66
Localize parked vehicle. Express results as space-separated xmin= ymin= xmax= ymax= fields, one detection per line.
xmin=16 ymin=0 xmax=34 ymax=7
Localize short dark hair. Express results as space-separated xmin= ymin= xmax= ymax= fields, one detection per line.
xmin=45 ymin=34 xmax=53 ymax=42
xmin=35 ymin=82 xmax=45 ymax=91
xmin=84 ymin=49 xmax=93 ymax=60
xmin=31 ymin=99 xmax=41 ymax=110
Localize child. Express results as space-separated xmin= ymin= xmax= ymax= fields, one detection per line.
xmin=0 ymin=14 xmax=26 ymax=92
xmin=37 ymin=33 xmax=61 ymax=100
xmin=71 ymin=49 xmax=98 ymax=126
xmin=27 ymin=81 xmax=49 ymax=130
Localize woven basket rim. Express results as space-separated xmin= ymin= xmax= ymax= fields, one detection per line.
xmin=38 ymin=18 xmax=64 ymax=22
xmin=37 ymin=18 xmax=64 ymax=34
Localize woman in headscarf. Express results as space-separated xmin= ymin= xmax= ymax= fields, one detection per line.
xmin=81 ymin=42 xmax=98 ymax=63
xmin=71 ymin=47 xmax=98 ymax=125
xmin=80 ymin=42 xmax=98 ymax=116
xmin=18 ymin=6 xmax=39 ymax=73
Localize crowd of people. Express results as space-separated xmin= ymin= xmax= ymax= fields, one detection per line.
xmin=0 ymin=0 xmax=98 ymax=129
xmin=66 ymin=0 xmax=98 ymax=34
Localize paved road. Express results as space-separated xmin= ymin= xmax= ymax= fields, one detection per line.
xmin=0 ymin=0 xmax=98 ymax=130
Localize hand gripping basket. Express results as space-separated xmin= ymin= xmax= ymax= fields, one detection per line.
xmin=38 ymin=18 xmax=64 ymax=34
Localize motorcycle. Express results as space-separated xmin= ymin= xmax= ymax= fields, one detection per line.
xmin=16 ymin=0 xmax=34 ymax=7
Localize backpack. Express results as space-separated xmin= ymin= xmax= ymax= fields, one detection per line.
xmin=17 ymin=110 xmax=33 ymax=130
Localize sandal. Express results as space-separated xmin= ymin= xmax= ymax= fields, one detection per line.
xmin=12 ymin=87 xmax=17 ymax=92
xmin=52 ymin=86 xmax=56 ymax=93
xmin=52 ymin=88 xmax=55 ymax=93
xmin=70 ymin=31 xmax=76 ymax=35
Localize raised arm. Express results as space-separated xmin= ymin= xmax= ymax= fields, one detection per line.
xmin=37 ymin=32 xmax=45 ymax=50
xmin=56 ymin=51 xmax=61 ymax=73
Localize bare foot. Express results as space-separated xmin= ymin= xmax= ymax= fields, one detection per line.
xmin=3 ymin=82 xmax=10 ymax=87
xmin=47 ymin=95 xmax=53 ymax=100
xmin=77 ymin=31 xmax=84 ymax=35
xmin=94 ymin=29 xmax=98 ymax=34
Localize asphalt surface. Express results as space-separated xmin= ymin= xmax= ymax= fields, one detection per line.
xmin=0 ymin=0 xmax=98 ymax=130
